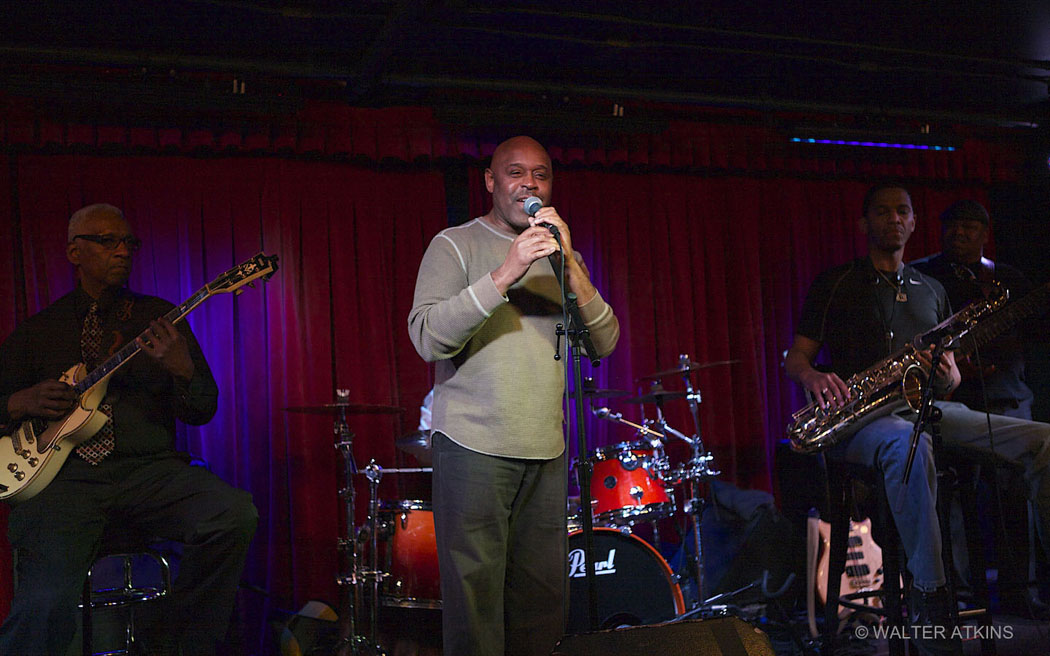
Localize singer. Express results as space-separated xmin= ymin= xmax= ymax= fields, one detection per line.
xmin=408 ymin=136 xmax=619 ymax=655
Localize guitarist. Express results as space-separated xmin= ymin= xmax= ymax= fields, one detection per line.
xmin=784 ymin=183 xmax=1050 ymax=655
xmin=912 ymin=200 xmax=1037 ymax=420
xmin=912 ymin=199 xmax=1047 ymax=615
xmin=0 ymin=204 xmax=257 ymax=656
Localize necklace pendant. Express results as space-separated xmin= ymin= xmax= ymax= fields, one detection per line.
xmin=895 ymin=289 xmax=908 ymax=302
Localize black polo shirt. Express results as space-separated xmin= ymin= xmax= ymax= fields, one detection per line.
xmin=796 ymin=257 xmax=951 ymax=380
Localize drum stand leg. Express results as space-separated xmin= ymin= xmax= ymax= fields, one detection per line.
xmin=332 ymin=392 xmax=387 ymax=656
xmin=686 ymin=478 xmax=706 ymax=607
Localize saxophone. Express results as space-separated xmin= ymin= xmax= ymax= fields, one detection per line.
xmin=787 ymin=282 xmax=1007 ymax=454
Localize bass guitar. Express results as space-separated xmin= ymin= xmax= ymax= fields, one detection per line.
xmin=806 ymin=513 xmax=887 ymax=636
xmin=0 ymin=252 xmax=278 ymax=503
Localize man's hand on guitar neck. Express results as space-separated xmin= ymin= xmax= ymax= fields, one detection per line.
xmin=137 ymin=318 xmax=195 ymax=382
xmin=7 ymin=380 xmax=77 ymax=421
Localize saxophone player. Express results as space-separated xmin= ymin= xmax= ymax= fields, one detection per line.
xmin=784 ymin=183 xmax=1050 ymax=652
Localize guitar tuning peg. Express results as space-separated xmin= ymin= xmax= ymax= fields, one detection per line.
xmin=234 ymin=288 xmax=245 ymax=296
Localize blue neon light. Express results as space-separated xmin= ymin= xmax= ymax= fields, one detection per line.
xmin=790 ymin=137 xmax=955 ymax=152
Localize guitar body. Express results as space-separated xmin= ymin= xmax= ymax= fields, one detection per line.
xmin=0 ymin=364 xmax=111 ymax=503
xmin=814 ymin=517 xmax=885 ymax=619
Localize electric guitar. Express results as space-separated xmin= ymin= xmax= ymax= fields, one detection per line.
xmin=952 ymin=280 xmax=1050 ymax=369
xmin=0 ymin=252 xmax=279 ymax=503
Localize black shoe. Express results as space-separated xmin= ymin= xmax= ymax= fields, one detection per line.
xmin=908 ymin=586 xmax=962 ymax=656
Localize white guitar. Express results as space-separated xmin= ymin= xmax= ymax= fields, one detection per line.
xmin=0 ymin=253 xmax=278 ymax=503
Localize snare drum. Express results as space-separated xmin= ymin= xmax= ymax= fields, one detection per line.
xmin=583 ymin=441 xmax=674 ymax=525
xmin=377 ymin=500 xmax=441 ymax=609
xmin=566 ymin=528 xmax=685 ymax=631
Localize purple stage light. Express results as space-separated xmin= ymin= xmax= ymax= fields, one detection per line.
xmin=791 ymin=137 xmax=956 ymax=152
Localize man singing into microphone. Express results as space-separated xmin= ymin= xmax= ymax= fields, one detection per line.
xmin=408 ymin=136 xmax=619 ymax=655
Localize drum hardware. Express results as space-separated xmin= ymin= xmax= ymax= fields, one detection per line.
xmin=623 ymin=388 xmax=690 ymax=404
xmin=285 ymin=391 xmax=405 ymax=656
xmin=285 ymin=402 xmax=405 ymax=415
xmin=636 ymin=358 xmax=741 ymax=381
xmin=591 ymin=406 xmax=665 ymax=441
xmin=575 ymin=377 xmax=632 ymax=399
xmin=628 ymin=353 xmax=734 ymax=611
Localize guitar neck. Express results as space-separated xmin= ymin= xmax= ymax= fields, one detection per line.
xmin=72 ymin=286 xmax=211 ymax=395
xmin=954 ymin=283 xmax=1050 ymax=359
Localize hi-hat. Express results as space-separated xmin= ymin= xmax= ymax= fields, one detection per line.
xmin=285 ymin=402 xmax=405 ymax=415
xmin=637 ymin=359 xmax=740 ymax=381
xmin=624 ymin=390 xmax=689 ymax=404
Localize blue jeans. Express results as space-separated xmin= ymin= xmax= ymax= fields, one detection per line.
xmin=837 ymin=401 xmax=1050 ymax=592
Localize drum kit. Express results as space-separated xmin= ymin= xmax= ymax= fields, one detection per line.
xmin=284 ymin=354 xmax=736 ymax=654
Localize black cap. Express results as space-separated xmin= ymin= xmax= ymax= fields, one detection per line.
xmin=940 ymin=199 xmax=989 ymax=226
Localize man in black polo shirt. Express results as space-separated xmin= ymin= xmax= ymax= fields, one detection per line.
xmin=0 ymin=203 xmax=257 ymax=656
xmin=785 ymin=183 xmax=1050 ymax=655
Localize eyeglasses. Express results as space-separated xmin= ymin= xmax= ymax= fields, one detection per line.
xmin=72 ymin=234 xmax=142 ymax=252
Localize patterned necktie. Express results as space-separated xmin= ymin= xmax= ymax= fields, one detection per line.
xmin=76 ymin=301 xmax=115 ymax=464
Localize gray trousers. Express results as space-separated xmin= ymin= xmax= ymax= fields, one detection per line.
xmin=432 ymin=433 xmax=567 ymax=656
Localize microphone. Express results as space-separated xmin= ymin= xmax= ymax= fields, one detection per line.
xmin=523 ymin=195 xmax=560 ymax=238
xmin=523 ymin=195 xmax=543 ymax=217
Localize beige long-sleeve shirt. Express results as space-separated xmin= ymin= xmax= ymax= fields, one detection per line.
xmin=408 ymin=218 xmax=619 ymax=459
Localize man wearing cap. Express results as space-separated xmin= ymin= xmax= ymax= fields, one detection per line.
xmin=912 ymin=199 xmax=1047 ymax=615
xmin=912 ymin=199 xmax=1037 ymax=419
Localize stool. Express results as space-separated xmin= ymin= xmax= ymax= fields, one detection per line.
xmin=938 ymin=444 xmax=1029 ymax=618
xmin=80 ymin=534 xmax=173 ymax=656
xmin=823 ymin=448 xmax=998 ymax=656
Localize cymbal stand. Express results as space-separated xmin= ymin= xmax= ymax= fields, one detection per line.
xmin=332 ymin=389 xmax=385 ymax=656
xmin=648 ymin=355 xmax=721 ymax=610
xmin=362 ymin=461 xmax=386 ymax=653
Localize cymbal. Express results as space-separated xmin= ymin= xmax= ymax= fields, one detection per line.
xmin=573 ymin=386 xmax=632 ymax=399
xmin=284 ymin=402 xmax=405 ymax=415
xmin=637 ymin=359 xmax=741 ymax=381
xmin=624 ymin=390 xmax=689 ymax=404
xmin=395 ymin=430 xmax=433 ymax=465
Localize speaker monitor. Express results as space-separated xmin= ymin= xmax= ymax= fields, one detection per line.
xmin=551 ymin=617 xmax=775 ymax=656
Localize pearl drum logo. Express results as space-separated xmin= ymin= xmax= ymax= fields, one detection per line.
xmin=568 ymin=546 xmax=617 ymax=578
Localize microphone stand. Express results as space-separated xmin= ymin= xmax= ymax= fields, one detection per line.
xmin=895 ymin=339 xmax=946 ymax=514
xmin=548 ymin=245 xmax=602 ymax=632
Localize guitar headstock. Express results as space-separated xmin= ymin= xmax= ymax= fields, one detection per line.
xmin=206 ymin=253 xmax=280 ymax=296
